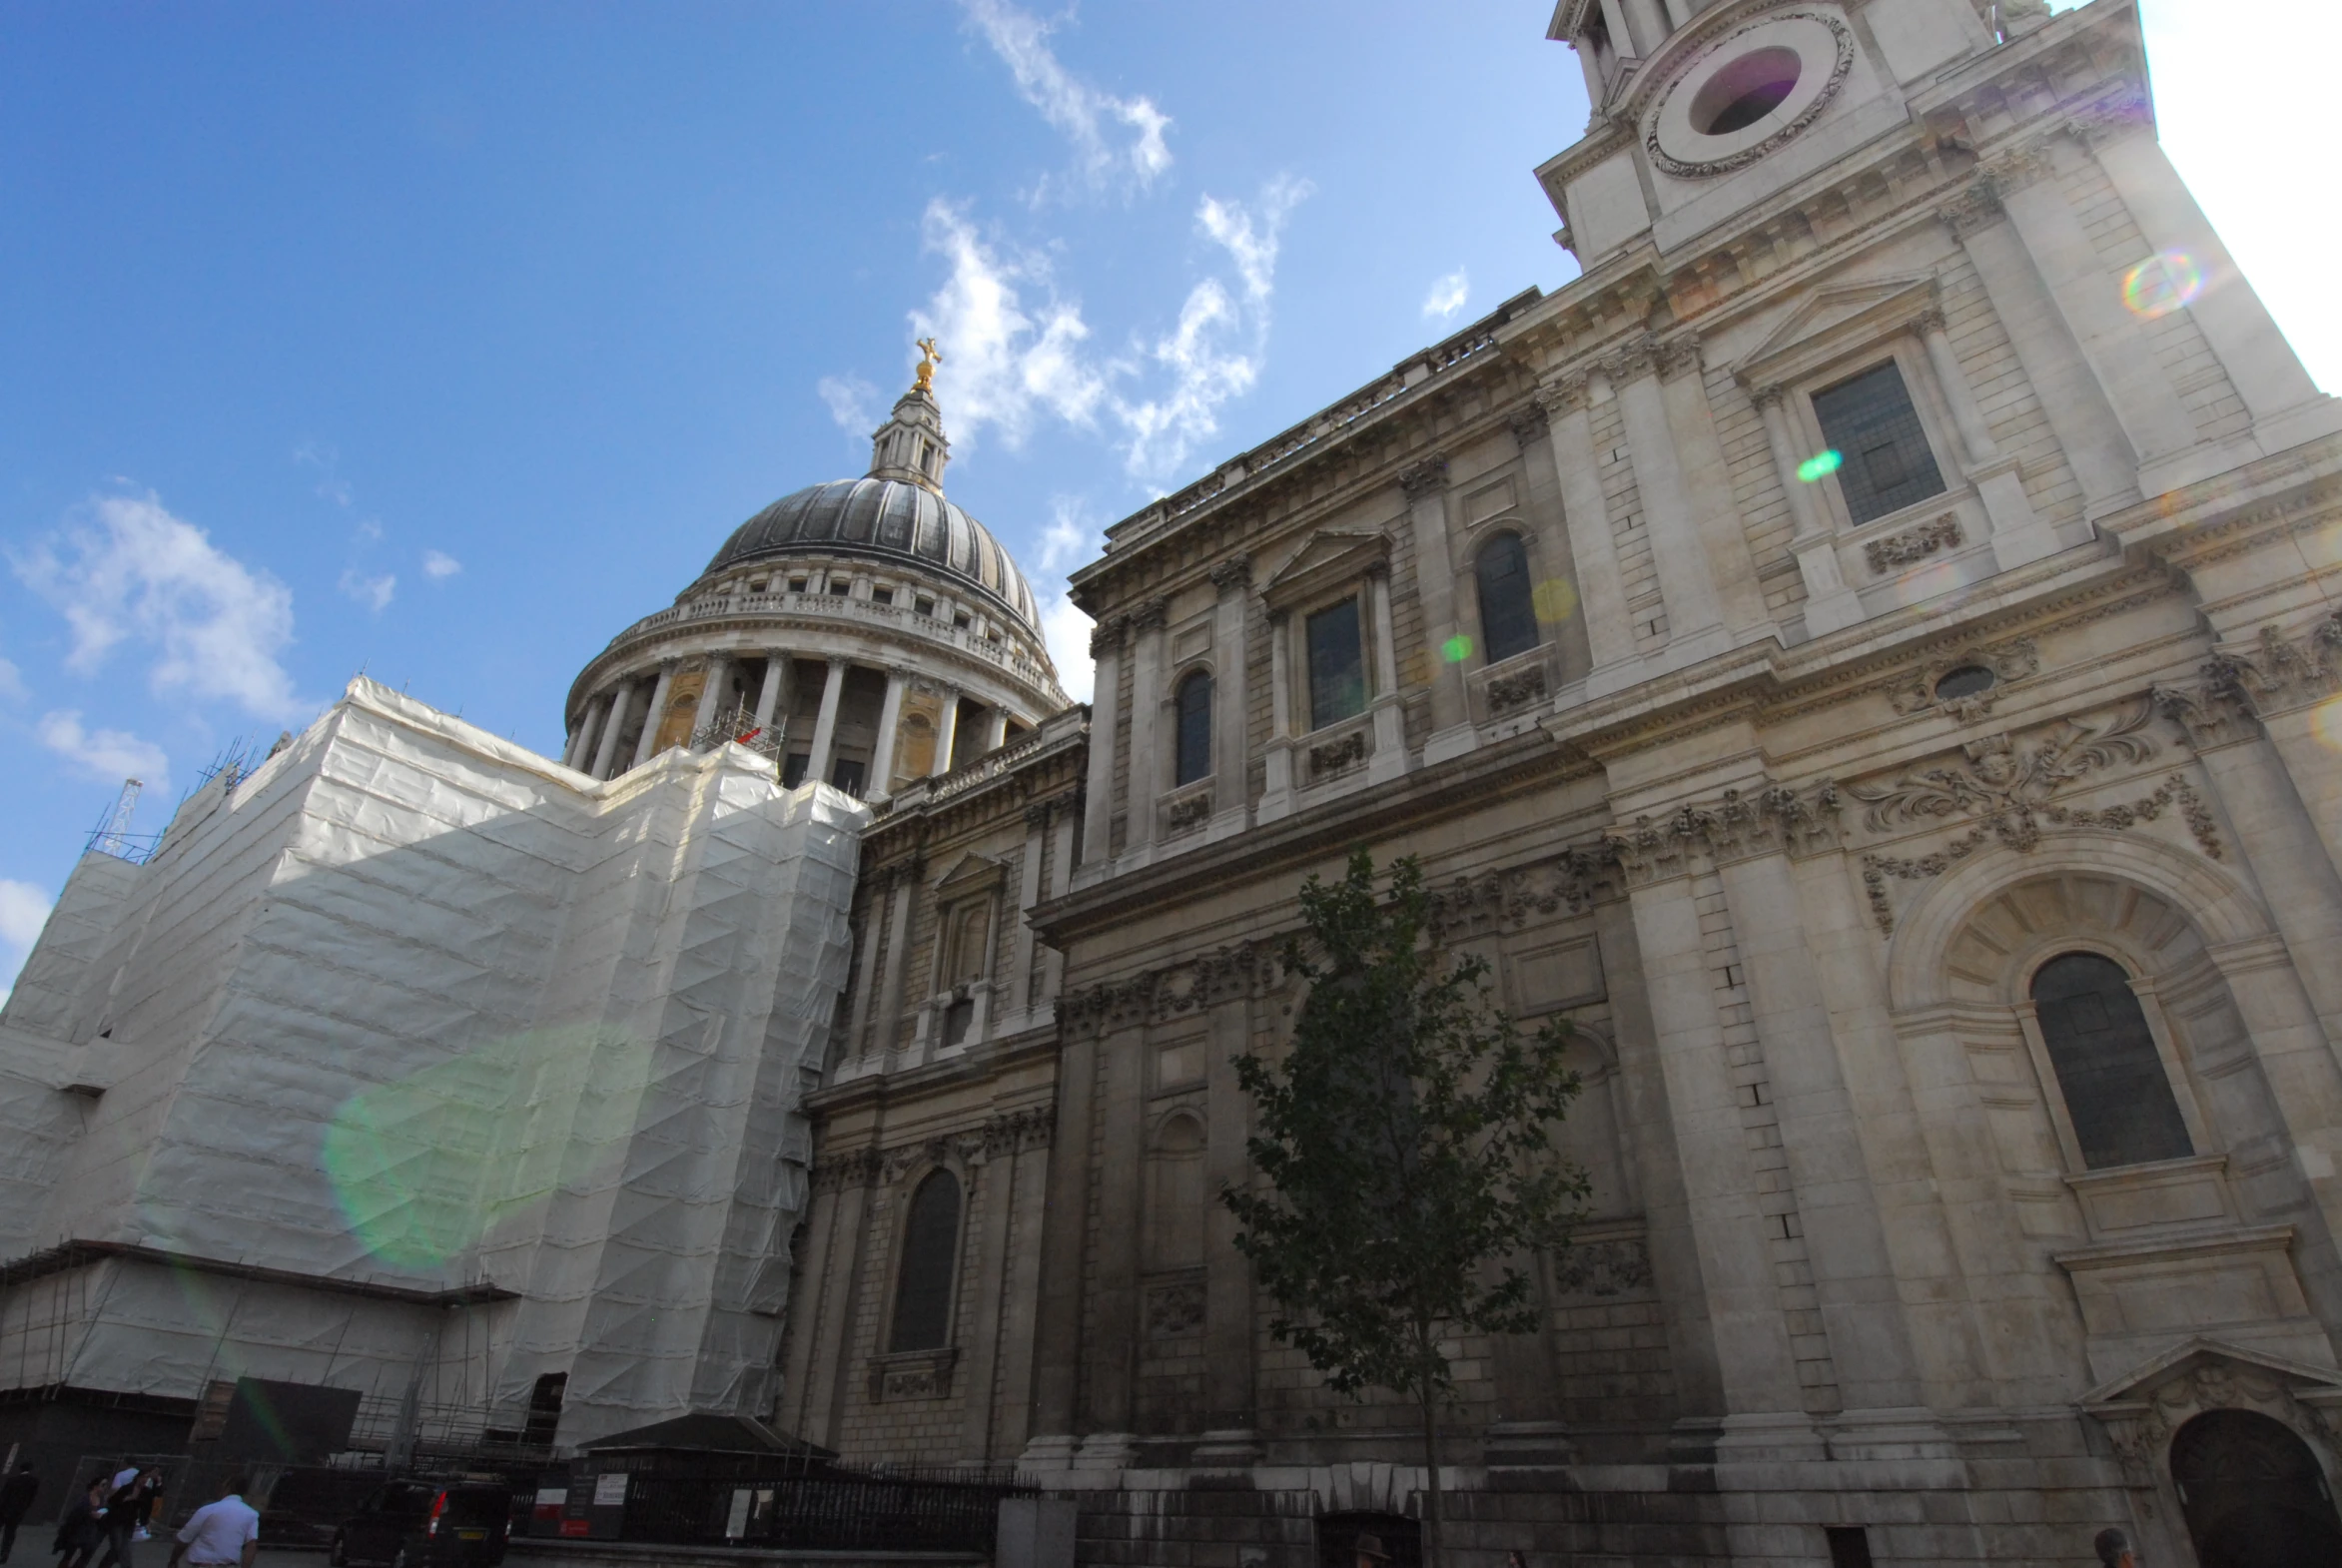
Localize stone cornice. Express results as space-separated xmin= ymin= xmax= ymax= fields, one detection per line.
xmin=807 ymin=1103 xmax=1057 ymax=1190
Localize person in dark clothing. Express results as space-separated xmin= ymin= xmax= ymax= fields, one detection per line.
xmin=52 ymin=1479 xmax=107 ymax=1568
xmin=95 ymin=1473 xmax=159 ymax=1568
xmin=0 ymin=1463 xmax=40 ymax=1565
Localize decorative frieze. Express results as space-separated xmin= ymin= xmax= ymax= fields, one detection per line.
xmin=1550 ymin=1237 xmax=1654 ymax=1298
xmin=2204 ymin=611 xmax=2342 ymax=719
xmin=1532 ymin=374 xmax=1588 ymax=418
xmin=1164 ymin=791 xmax=1212 ymax=835
xmin=808 ymin=1104 xmax=1057 ymax=1191
xmin=1060 ymin=941 xmax=1274 ymax=1036
xmin=1607 ymin=779 xmax=1845 ymax=887
xmin=1308 ymin=730 xmax=1368 ymax=779
xmin=1422 ymin=841 xmax=1622 ymax=940
xmin=1144 ymin=1278 xmax=1206 ymax=1339
xmin=1939 ymin=184 xmax=2004 ymax=240
xmin=1865 ymin=513 xmax=1963 ymax=575
xmin=1484 ymin=664 xmax=1549 ymax=716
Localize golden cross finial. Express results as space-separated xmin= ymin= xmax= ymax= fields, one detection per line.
xmin=914 ymin=337 xmax=942 ymax=392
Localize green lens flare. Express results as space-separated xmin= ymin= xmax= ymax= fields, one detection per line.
xmin=1797 ymin=449 xmax=1843 ymax=483
xmin=1441 ymin=635 xmax=1473 ymax=663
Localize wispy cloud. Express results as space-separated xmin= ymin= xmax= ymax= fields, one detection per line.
xmin=818 ymin=375 xmax=879 ymax=437
xmin=37 ymin=710 xmax=171 ymax=793
xmin=294 ymin=440 xmax=353 ymax=507
xmin=0 ymin=877 xmax=52 ymax=1008
xmin=0 ymin=656 xmax=24 ymax=703
xmin=421 ymin=549 xmax=462 ymax=580
xmin=12 ymin=490 xmax=305 ymax=722
xmin=1423 ymin=268 xmax=1469 ymax=321
xmin=1040 ymin=495 xmax=1096 ymax=572
xmin=959 ymin=0 xmax=1171 ymax=200
xmin=339 ymin=568 xmax=396 ymax=613
xmin=1039 ymin=591 xmax=1096 ymax=704
xmin=1113 ymin=178 xmax=1309 ymax=481
xmin=912 ymin=200 xmax=1109 ymax=449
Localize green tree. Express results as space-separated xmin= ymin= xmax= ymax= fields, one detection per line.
xmin=1221 ymin=849 xmax=1587 ymax=1568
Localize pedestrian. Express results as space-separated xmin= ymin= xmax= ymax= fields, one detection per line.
xmin=0 ymin=1463 xmax=39 ymax=1565
xmin=95 ymin=1473 xmax=161 ymax=1568
xmin=51 ymin=1479 xmax=107 ymax=1568
xmin=2093 ymin=1528 xmax=2138 ymax=1568
xmin=165 ymin=1480 xmax=256 ymax=1568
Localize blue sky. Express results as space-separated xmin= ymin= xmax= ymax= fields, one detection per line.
xmin=2 ymin=0 xmax=2335 ymax=996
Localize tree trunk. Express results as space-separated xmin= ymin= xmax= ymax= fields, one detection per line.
xmin=1417 ymin=1325 xmax=1444 ymax=1568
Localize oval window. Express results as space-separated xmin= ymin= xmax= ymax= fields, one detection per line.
xmin=1691 ymin=47 xmax=1803 ymax=136
xmin=1934 ymin=664 xmax=1997 ymax=701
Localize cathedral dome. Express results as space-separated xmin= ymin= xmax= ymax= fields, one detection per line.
xmin=706 ymin=476 xmax=1041 ymax=636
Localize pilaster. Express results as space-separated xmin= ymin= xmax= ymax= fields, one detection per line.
xmin=1207 ymin=556 xmax=1253 ymax=840
xmin=1402 ymin=455 xmax=1476 ymax=763
xmin=1534 ymin=376 xmax=1639 ymax=689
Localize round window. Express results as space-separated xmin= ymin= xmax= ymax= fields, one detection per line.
xmin=1690 ymin=47 xmax=1802 ymax=136
xmin=1934 ymin=665 xmax=1997 ymax=702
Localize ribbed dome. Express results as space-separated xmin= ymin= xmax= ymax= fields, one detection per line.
xmin=705 ymin=476 xmax=1041 ymax=635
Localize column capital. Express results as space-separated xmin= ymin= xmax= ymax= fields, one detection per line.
xmin=1130 ymin=596 xmax=1171 ymax=633
xmin=1089 ymin=614 xmax=1128 ymax=655
xmin=2203 ymin=612 xmax=2342 ymax=720
xmin=1506 ymin=405 xmax=1548 ymax=449
xmin=1533 ymin=372 xmax=1589 ymax=417
xmin=1601 ymin=335 xmax=1659 ymax=384
xmin=1398 ymin=453 xmax=1450 ymax=499
xmin=1938 ymin=183 xmax=2004 ymax=240
xmin=2152 ymin=680 xmax=2262 ymax=753
xmin=1654 ymin=332 xmax=1704 ymax=382
xmin=1981 ymin=141 xmax=2057 ymax=196
xmin=1913 ymin=306 xmax=1949 ymax=337
xmin=1025 ymin=802 xmax=1055 ymax=831
xmin=1206 ymin=554 xmax=1253 ymax=593
xmin=1749 ymin=383 xmax=1787 ymax=411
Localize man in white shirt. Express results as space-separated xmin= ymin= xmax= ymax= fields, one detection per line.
xmin=167 ymin=1481 xmax=258 ymax=1568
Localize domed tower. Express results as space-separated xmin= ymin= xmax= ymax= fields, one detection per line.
xmin=560 ymin=352 xmax=1070 ymax=799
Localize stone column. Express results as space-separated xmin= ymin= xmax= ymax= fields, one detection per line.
xmin=1123 ymin=598 xmax=1170 ymax=860
xmin=1943 ymin=185 xmax=2137 ymax=515
xmin=930 ymin=687 xmax=962 ymax=778
xmin=1611 ymin=341 xmax=1730 ymax=658
xmin=1257 ymin=611 xmax=1296 ymax=824
xmin=629 ymin=661 xmax=679 ymax=768
xmin=843 ymin=868 xmax=892 ymax=1064
xmin=1655 ymin=336 xmax=1768 ymax=636
xmin=1365 ymin=567 xmax=1408 ymax=785
xmin=1026 ymin=1019 xmax=1099 ymax=1461
xmin=871 ymin=866 xmax=918 ymax=1061
xmin=691 ymin=653 xmax=732 ymax=739
xmin=1915 ymin=308 xmax=2056 ymax=568
xmin=1401 ymin=454 xmax=1474 ymax=763
xmin=1988 ymin=144 xmax=2204 ymax=487
xmin=1752 ymin=387 xmax=1866 ymax=635
xmin=805 ymin=659 xmax=848 ymax=786
xmin=1534 ymin=375 xmax=1638 ymax=688
xmin=1618 ymin=0 xmax=1667 ymax=55
xmin=565 ymin=694 xmax=607 ymax=772
xmin=1042 ymin=803 xmax=1076 ymax=1011
xmin=590 ymin=680 xmax=636 ymax=779
xmin=980 ymin=706 xmax=1009 ymax=754
xmin=2085 ymin=120 xmax=2333 ymax=449
xmin=1207 ymin=557 xmax=1252 ymax=840
xmin=1077 ymin=619 xmax=1125 ymax=884
xmin=1197 ymin=961 xmax=1258 ymax=1458
xmin=969 ymin=880 xmax=1007 ymax=1043
xmin=1007 ymin=804 xmax=1049 ymax=1026
xmin=1612 ymin=823 xmax=1817 ymax=1452
xmin=1710 ymin=801 xmax=1927 ymax=1416
xmin=752 ymin=651 xmax=788 ymax=731
xmin=1573 ymin=30 xmax=1606 ymax=116
xmin=1085 ymin=1020 xmax=1146 ymax=1443
xmin=869 ymin=670 xmax=908 ymax=799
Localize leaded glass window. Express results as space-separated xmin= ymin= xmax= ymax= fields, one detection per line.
xmin=1811 ymin=361 xmax=1947 ymax=525
xmin=1306 ymin=598 xmax=1366 ymax=730
xmin=2031 ymin=952 xmax=2192 ymax=1170
xmin=1174 ymin=671 xmax=1212 ymax=786
xmin=889 ymin=1170 xmax=962 ymax=1352
xmin=1475 ymin=532 xmax=1538 ymax=664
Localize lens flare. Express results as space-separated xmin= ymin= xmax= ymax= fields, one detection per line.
xmin=2121 ymin=251 xmax=2202 ymax=320
xmin=1441 ymin=634 xmax=1474 ymax=663
xmin=1532 ymin=578 xmax=1579 ymax=622
xmin=1797 ymin=449 xmax=1843 ymax=483
xmin=2311 ymin=693 xmax=2342 ymax=755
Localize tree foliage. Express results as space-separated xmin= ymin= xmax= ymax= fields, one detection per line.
xmin=1221 ymin=849 xmax=1588 ymax=1561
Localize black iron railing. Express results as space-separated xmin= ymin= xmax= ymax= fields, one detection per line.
xmin=608 ymin=1464 xmax=1033 ymax=1553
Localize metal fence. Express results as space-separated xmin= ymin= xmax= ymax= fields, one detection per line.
xmin=609 ymin=1464 xmax=1033 ymax=1553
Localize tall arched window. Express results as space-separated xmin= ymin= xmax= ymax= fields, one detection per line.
xmin=889 ymin=1170 xmax=962 ymax=1352
xmin=1174 ymin=670 xmax=1212 ymax=786
xmin=2031 ymin=952 xmax=2192 ymax=1170
xmin=1475 ymin=533 xmax=1539 ymax=664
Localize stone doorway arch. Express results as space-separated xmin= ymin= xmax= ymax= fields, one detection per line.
xmin=2170 ymin=1406 xmax=2342 ymax=1567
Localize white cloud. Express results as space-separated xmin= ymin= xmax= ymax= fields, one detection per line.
xmin=38 ymin=711 xmax=171 ymax=793
xmin=1040 ymin=495 xmax=1096 ymax=573
xmin=1039 ymin=590 xmax=1096 ymax=704
xmin=818 ymin=375 xmax=879 ymax=437
xmin=912 ymin=200 xmax=1109 ymax=449
xmin=13 ymin=491 xmax=305 ymax=721
xmin=960 ymin=0 xmax=1171 ymax=199
xmin=421 ymin=549 xmax=462 ymax=579
xmin=1112 ymin=179 xmax=1309 ymax=481
xmin=1423 ymin=268 xmax=1470 ymax=321
xmin=294 ymin=440 xmax=352 ymax=507
xmin=340 ymin=568 xmax=396 ymax=613
xmin=0 ymin=657 xmax=24 ymax=702
xmin=0 ymin=878 xmax=53 ymax=1009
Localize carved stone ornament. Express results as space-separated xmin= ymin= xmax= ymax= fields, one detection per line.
xmin=1886 ymin=636 xmax=2039 ymax=722
xmin=1089 ymin=615 xmax=1128 ymax=657
xmin=1206 ymin=554 xmax=1253 ymax=592
xmin=1164 ymin=790 xmax=1212 ymax=835
xmin=1145 ymin=1279 xmax=1206 ymax=1339
xmin=1607 ymin=779 xmax=1845 ymax=887
xmin=1643 ymin=11 xmax=1856 ymax=180
xmin=1654 ymin=333 xmax=1704 ymax=382
xmin=1130 ymin=597 xmax=1171 ymax=633
xmin=1851 ymin=702 xmax=2223 ymax=933
xmin=1485 ymin=664 xmax=1549 ymax=717
xmin=1506 ymin=404 xmax=1549 ymax=450
xmin=1601 ymin=337 xmax=1659 ymax=385
xmin=1938 ymin=184 xmax=2005 ymax=241
xmin=2066 ymin=90 xmax=2152 ymax=152
xmin=1865 ymin=513 xmax=1963 ymax=575
xmin=870 ymin=1345 xmax=957 ymax=1403
xmin=1423 ymin=840 xmax=1622 ymax=940
xmin=1024 ymin=801 xmax=1055 ymax=831
xmin=2151 ymin=680 xmax=2261 ymax=753
xmin=1981 ymin=141 xmax=2056 ymax=197
xmin=1533 ymin=374 xmax=1588 ymax=418
xmin=1308 ymin=729 xmax=1368 ymax=779
xmin=1060 ymin=941 xmax=1274 ymax=1037
xmin=809 ymin=1104 xmax=1056 ymax=1191
xmin=1550 ymin=1238 xmax=1654 ymax=1298
xmin=1398 ymin=454 xmax=1450 ymax=499
xmin=2085 ymin=1346 xmax=2342 ymax=1494
xmin=2204 ymin=611 xmax=2342 ymax=720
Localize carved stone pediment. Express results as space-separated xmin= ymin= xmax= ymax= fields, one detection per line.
xmin=1734 ymin=275 xmax=1938 ymax=392
xmin=2080 ymin=1338 xmax=2342 ymax=1484
xmin=1260 ymin=528 xmax=1391 ymax=613
xmin=929 ymin=851 xmax=1008 ymax=895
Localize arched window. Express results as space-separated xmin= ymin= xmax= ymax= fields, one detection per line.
xmin=2031 ymin=952 xmax=2192 ymax=1170
xmin=889 ymin=1170 xmax=962 ymax=1352
xmin=1474 ymin=532 xmax=1539 ymax=664
xmin=1174 ymin=670 xmax=1212 ymax=786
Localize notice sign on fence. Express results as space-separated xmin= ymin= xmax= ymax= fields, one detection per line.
xmin=725 ymin=1490 xmax=751 ymax=1541
xmin=593 ymin=1474 xmax=628 ymax=1507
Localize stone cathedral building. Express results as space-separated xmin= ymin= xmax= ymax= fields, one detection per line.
xmin=7 ymin=0 xmax=2342 ymax=1564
